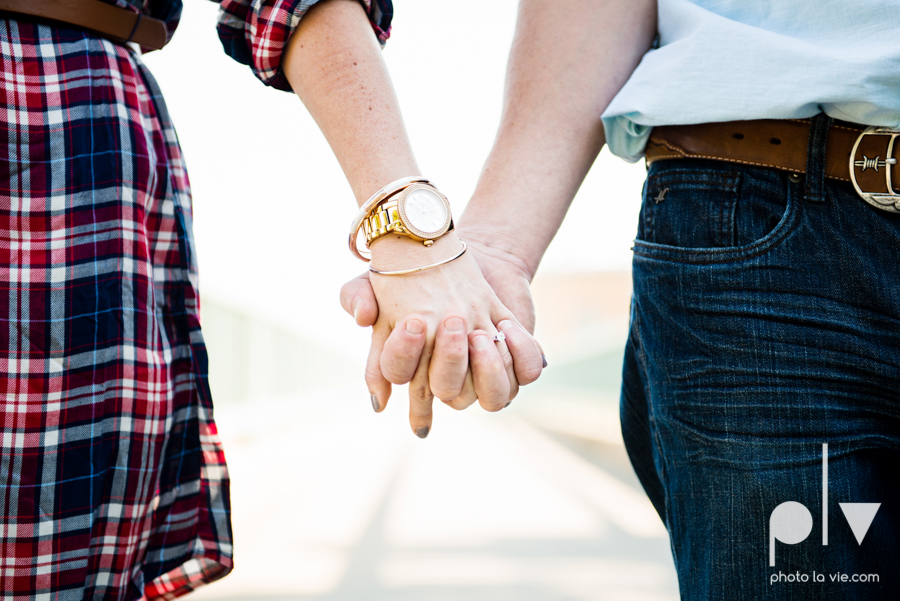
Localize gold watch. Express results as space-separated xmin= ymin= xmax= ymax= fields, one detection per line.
xmin=363 ymin=183 xmax=453 ymax=248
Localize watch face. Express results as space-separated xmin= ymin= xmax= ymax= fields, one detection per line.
xmin=401 ymin=187 xmax=450 ymax=237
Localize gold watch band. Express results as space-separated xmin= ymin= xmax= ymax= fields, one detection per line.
xmin=364 ymin=198 xmax=454 ymax=248
xmin=349 ymin=176 xmax=429 ymax=262
xmin=363 ymin=199 xmax=406 ymax=245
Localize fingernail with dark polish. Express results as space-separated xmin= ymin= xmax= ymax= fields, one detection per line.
xmin=504 ymin=401 xmax=511 ymax=408
xmin=416 ymin=427 xmax=430 ymax=439
xmin=370 ymin=393 xmax=379 ymax=412
xmin=541 ymin=354 xmax=548 ymax=368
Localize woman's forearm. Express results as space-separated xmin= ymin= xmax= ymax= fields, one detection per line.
xmin=283 ymin=0 xmax=463 ymax=266
xmin=458 ymin=0 xmax=657 ymax=279
xmin=282 ymin=0 xmax=418 ymax=206
xmin=284 ymin=0 xmax=544 ymax=427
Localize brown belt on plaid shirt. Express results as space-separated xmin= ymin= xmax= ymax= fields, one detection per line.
xmin=0 ymin=0 xmax=167 ymax=50
xmin=644 ymin=119 xmax=900 ymax=212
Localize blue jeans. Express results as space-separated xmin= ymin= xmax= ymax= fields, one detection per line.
xmin=621 ymin=115 xmax=900 ymax=600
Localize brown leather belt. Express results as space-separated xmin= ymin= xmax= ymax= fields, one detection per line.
xmin=0 ymin=0 xmax=167 ymax=51
xmin=644 ymin=119 xmax=900 ymax=213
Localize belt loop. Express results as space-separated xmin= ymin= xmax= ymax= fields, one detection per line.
xmin=126 ymin=12 xmax=142 ymax=44
xmin=805 ymin=113 xmax=832 ymax=203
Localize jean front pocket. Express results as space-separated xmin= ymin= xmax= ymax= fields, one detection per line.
xmin=633 ymin=160 xmax=798 ymax=264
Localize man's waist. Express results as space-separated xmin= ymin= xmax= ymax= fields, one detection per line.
xmin=644 ymin=119 xmax=900 ymax=213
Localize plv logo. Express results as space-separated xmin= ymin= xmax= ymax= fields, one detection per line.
xmin=769 ymin=444 xmax=881 ymax=566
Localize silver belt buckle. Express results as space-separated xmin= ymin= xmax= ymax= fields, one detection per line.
xmin=849 ymin=126 xmax=900 ymax=213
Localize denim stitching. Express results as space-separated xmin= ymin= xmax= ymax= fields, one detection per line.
xmin=630 ymin=296 xmax=671 ymax=524
xmin=632 ymin=179 xmax=800 ymax=264
xmin=646 ymin=169 xmax=742 ymax=247
xmin=645 ymin=147 xmax=854 ymax=185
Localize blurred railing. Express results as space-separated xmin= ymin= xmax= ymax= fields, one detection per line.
xmin=200 ymin=297 xmax=359 ymax=405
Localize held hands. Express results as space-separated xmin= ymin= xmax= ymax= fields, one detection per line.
xmin=340 ymin=230 xmax=544 ymax=437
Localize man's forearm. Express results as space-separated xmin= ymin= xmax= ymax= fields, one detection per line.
xmin=458 ymin=0 xmax=656 ymax=279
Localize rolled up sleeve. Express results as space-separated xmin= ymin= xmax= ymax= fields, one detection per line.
xmin=216 ymin=0 xmax=393 ymax=91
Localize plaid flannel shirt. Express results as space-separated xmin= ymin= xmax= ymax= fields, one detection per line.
xmin=112 ymin=0 xmax=393 ymax=90
xmin=0 ymin=0 xmax=390 ymax=599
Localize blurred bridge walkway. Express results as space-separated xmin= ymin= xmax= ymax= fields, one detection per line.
xmin=193 ymin=273 xmax=680 ymax=601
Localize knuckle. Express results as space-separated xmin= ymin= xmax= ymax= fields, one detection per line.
xmin=380 ymin=353 xmax=417 ymax=383
xmin=436 ymin=333 xmax=467 ymax=358
xmin=386 ymin=339 xmax=418 ymax=364
xmin=393 ymin=351 xmax=418 ymax=369
xmin=475 ymin=382 xmax=508 ymax=412
xmin=459 ymin=397 xmax=479 ymax=411
xmin=441 ymin=332 xmax=468 ymax=353
xmin=439 ymin=396 xmax=466 ymax=410
xmin=384 ymin=373 xmax=407 ymax=385
xmin=432 ymin=386 xmax=463 ymax=403
xmin=409 ymin=385 xmax=433 ymax=406
xmin=380 ymin=363 xmax=410 ymax=384
xmin=364 ymin=365 xmax=384 ymax=387
xmin=517 ymin=363 xmax=542 ymax=385
xmin=446 ymin=392 xmax=476 ymax=411
xmin=439 ymin=349 xmax=468 ymax=369
xmin=481 ymin=395 xmax=506 ymax=412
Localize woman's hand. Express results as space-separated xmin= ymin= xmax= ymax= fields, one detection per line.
xmin=343 ymin=229 xmax=543 ymax=335
xmin=340 ymin=230 xmax=544 ymax=437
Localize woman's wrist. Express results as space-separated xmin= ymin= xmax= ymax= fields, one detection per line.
xmin=368 ymin=231 xmax=464 ymax=272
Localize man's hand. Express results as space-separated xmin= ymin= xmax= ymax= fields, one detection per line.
xmin=463 ymin=237 xmax=540 ymax=337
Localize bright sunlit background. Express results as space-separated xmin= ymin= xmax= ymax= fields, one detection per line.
xmin=142 ymin=1 xmax=678 ymax=599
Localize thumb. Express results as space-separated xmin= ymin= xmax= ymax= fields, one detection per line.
xmin=492 ymin=277 xmax=537 ymax=334
xmin=339 ymin=271 xmax=379 ymax=327
xmin=504 ymin=294 xmax=536 ymax=335
xmin=497 ymin=292 xmax=545 ymax=366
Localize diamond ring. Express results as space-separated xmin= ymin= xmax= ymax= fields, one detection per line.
xmin=492 ymin=331 xmax=506 ymax=343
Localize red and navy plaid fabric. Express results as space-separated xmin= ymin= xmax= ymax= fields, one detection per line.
xmin=217 ymin=0 xmax=393 ymax=90
xmin=107 ymin=0 xmax=394 ymax=91
xmin=0 ymin=20 xmax=232 ymax=600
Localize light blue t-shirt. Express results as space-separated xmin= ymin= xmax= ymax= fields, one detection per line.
xmin=602 ymin=0 xmax=900 ymax=162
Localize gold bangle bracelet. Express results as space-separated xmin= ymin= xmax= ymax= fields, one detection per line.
xmin=368 ymin=241 xmax=467 ymax=276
